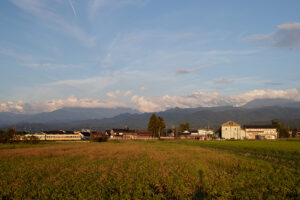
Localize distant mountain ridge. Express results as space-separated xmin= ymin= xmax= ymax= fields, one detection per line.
xmin=1 ymin=98 xmax=300 ymax=131
xmin=241 ymin=98 xmax=300 ymax=109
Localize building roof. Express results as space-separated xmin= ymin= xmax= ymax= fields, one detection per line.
xmin=43 ymin=130 xmax=65 ymax=134
xmin=190 ymin=130 xmax=198 ymax=133
xmin=112 ymin=128 xmax=135 ymax=133
xmin=137 ymin=131 xmax=152 ymax=136
xmin=243 ymin=125 xmax=277 ymax=129
xmin=81 ymin=132 xmax=91 ymax=137
xmin=222 ymin=121 xmax=240 ymax=127
xmin=178 ymin=132 xmax=191 ymax=136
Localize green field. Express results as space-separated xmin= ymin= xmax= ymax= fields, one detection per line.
xmin=0 ymin=140 xmax=299 ymax=199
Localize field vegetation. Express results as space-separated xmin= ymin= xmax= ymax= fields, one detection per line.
xmin=0 ymin=140 xmax=299 ymax=199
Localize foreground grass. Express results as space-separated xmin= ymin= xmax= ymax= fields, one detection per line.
xmin=0 ymin=140 xmax=299 ymax=199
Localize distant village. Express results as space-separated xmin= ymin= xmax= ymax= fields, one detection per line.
xmin=8 ymin=119 xmax=298 ymax=142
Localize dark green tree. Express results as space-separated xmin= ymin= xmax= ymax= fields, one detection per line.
xmin=291 ymin=128 xmax=298 ymax=138
xmin=272 ymin=120 xmax=289 ymax=138
xmin=157 ymin=116 xmax=166 ymax=139
xmin=148 ymin=114 xmax=158 ymax=137
xmin=0 ymin=128 xmax=17 ymax=143
xmin=179 ymin=122 xmax=190 ymax=132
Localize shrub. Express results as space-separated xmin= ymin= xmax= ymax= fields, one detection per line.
xmin=0 ymin=128 xmax=17 ymax=143
xmin=23 ymin=135 xmax=40 ymax=144
xmin=91 ymin=135 xmax=109 ymax=142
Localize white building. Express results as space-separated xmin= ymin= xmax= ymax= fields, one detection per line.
xmin=221 ymin=121 xmax=247 ymax=139
xmin=25 ymin=131 xmax=82 ymax=141
xmin=221 ymin=121 xmax=277 ymax=140
xmin=243 ymin=125 xmax=277 ymax=139
xmin=197 ymin=129 xmax=214 ymax=136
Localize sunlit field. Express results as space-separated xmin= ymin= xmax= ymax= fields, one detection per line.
xmin=0 ymin=140 xmax=299 ymax=199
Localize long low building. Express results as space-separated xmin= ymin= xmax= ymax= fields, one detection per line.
xmin=25 ymin=130 xmax=82 ymax=141
xmin=221 ymin=121 xmax=277 ymax=140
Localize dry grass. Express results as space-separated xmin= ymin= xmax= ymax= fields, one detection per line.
xmin=0 ymin=140 xmax=299 ymax=199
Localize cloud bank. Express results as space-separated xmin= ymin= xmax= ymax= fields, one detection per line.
xmin=1 ymin=89 xmax=299 ymax=114
xmin=0 ymin=96 xmax=128 ymax=114
xmin=130 ymin=88 xmax=300 ymax=112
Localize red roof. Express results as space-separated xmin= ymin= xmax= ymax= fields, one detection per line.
xmin=137 ymin=131 xmax=152 ymax=136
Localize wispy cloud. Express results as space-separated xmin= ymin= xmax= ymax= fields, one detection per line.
xmin=10 ymin=0 xmax=96 ymax=47
xmin=68 ymin=0 xmax=77 ymax=17
xmin=245 ymin=22 xmax=300 ymax=49
xmin=0 ymin=47 xmax=76 ymax=70
xmin=213 ymin=78 xmax=234 ymax=84
xmin=89 ymin=0 xmax=148 ymax=18
xmin=175 ymin=65 xmax=208 ymax=75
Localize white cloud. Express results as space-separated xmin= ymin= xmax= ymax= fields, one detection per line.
xmin=106 ymin=90 xmax=120 ymax=98
xmin=131 ymin=88 xmax=300 ymax=112
xmin=175 ymin=65 xmax=208 ymax=75
xmin=2 ymin=89 xmax=300 ymax=114
xmin=10 ymin=0 xmax=96 ymax=47
xmin=124 ymin=90 xmax=133 ymax=96
xmin=131 ymin=95 xmax=161 ymax=112
xmin=140 ymin=87 xmax=148 ymax=91
xmin=0 ymin=96 xmax=129 ymax=114
xmin=245 ymin=22 xmax=300 ymax=49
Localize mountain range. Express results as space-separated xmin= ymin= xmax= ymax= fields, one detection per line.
xmin=1 ymin=98 xmax=300 ymax=131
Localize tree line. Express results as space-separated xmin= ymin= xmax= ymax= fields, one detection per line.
xmin=0 ymin=128 xmax=39 ymax=144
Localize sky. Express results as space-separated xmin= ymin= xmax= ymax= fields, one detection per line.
xmin=0 ymin=0 xmax=300 ymax=113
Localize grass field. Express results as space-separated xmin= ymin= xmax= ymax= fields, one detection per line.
xmin=0 ymin=140 xmax=299 ymax=199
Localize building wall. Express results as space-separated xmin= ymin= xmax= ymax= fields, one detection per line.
xmin=196 ymin=129 xmax=214 ymax=136
xmin=26 ymin=134 xmax=81 ymax=141
xmin=222 ymin=125 xmax=248 ymax=139
xmin=245 ymin=128 xmax=277 ymax=139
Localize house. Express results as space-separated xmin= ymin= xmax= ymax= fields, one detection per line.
xmin=136 ymin=131 xmax=153 ymax=139
xmin=80 ymin=132 xmax=91 ymax=140
xmin=191 ymin=129 xmax=215 ymax=140
xmin=221 ymin=121 xmax=246 ymax=139
xmin=243 ymin=124 xmax=277 ymax=139
xmin=221 ymin=121 xmax=277 ymax=140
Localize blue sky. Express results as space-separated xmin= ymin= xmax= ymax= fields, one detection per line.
xmin=0 ymin=0 xmax=300 ymax=113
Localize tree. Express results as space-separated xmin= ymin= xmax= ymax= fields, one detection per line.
xmin=291 ymin=128 xmax=298 ymax=138
xmin=215 ymin=127 xmax=221 ymax=138
xmin=272 ymin=120 xmax=289 ymax=138
xmin=147 ymin=114 xmax=166 ymax=138
xmin=148 ymin=114 xmax=158 ymax=137
xmin=0 ymin=128 xmax=17 ymax=143
xmin=157 ymin=116 xmax=166 ymax=139
xmin=179 ymin=122 xmax=190 ymax=132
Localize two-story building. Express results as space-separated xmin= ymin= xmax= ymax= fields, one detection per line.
xmin=221 ymin=121 xmax=277 ymax=140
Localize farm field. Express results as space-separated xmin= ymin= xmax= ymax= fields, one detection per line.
xmin=0 ymin=140 xmax=299 ymax=199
